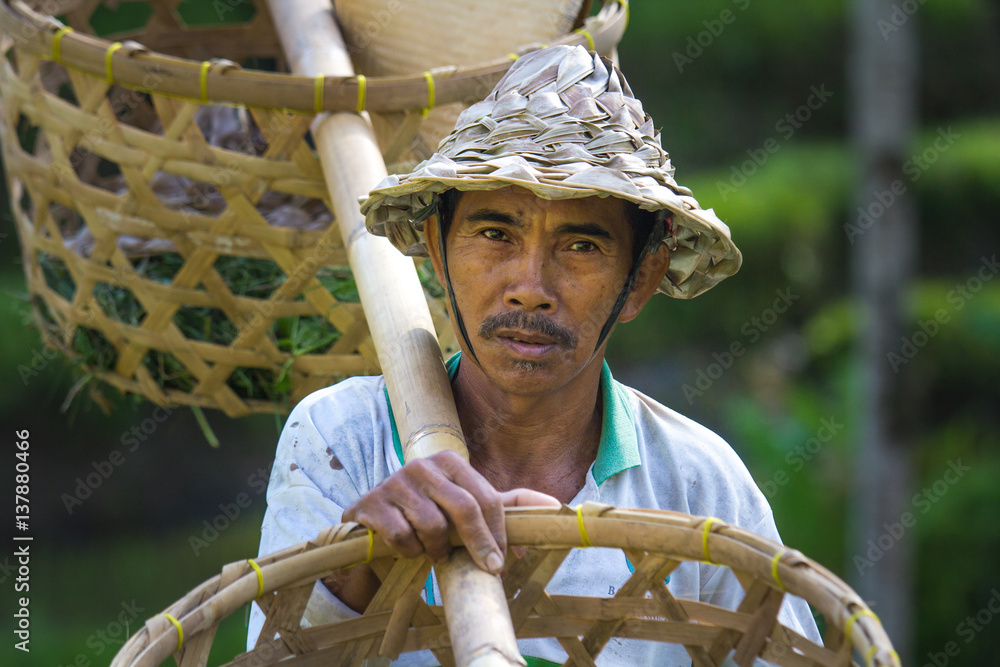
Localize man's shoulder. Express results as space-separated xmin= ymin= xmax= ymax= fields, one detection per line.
xmin=619 ymin=383 xmax=736 ymax=460
xmin=615 ymin=381 xmax=767 ymax=521
xmin=291 ymin=374 xmax=389 ymax=424
xmin=278 ymin=374 xmax=392 ymax=461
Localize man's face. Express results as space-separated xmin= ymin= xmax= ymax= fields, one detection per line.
xmin=426 ymin=186 xmax=667 ymax=397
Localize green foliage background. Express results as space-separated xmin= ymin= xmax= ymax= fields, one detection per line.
xmin=1 ymin=1 xmax=997 ymax=665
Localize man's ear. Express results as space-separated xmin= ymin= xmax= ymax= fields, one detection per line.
xmin=617 ymin=243 xmax=670 ymax=323
xmin=424 ymin=214 xmax=446 ymax=286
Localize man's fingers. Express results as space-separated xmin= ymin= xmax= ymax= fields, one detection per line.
xmin=500 ymin=488 xmax=562 ymax=508
xmin=353 ymin=504 xmax=425 ymax=559
xmin=425 ymin=480 xmax=504 ymax=574
xmin=433 ymin=452 xmax=507 ymax=560
xmin=396 ymin=489 xmax=453 ymax=564
xmin=344 ymin=453 xmax=519 ymax=574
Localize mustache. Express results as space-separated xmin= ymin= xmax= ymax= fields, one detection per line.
xmin=478 ymin=311 xmax=578 ymax=349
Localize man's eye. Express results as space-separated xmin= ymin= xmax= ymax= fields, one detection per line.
xmin=482 ymin=229 xmax=507 ymax=241
xmin=569 ymin=240 xmax=597 ymax=252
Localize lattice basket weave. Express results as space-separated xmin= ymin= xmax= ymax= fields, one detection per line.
xmin=0 ymin=0 xmax=626 ymax=416
xmin=111 ymin=504 xmax=899 ymax=667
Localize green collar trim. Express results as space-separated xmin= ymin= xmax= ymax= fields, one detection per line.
xmin=384 ymin=353 xmax=640 ymax=485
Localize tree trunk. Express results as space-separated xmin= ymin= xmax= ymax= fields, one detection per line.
xmin=848 ymin=0 xmax=918 ymax=663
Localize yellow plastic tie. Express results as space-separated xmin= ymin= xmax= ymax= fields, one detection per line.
xmin=575 ymin=505 xmax=593 ymax=547
xmin=771 ymin=549 xmax=787 ymax=591
xmin=421 ymin=71 xmax=436 ymax=118
xmin=356 ymin=74 xmax=367 ymax=113
xmin=105 ymin=42 xmax=123 ymax=85
xmin=344 ymin=528 xmax=375 ymax=569
xmin=199 ymin=61 xmax=211 ymax=102
xmin=575 ymin=28 xmax=595 ymax=52
xmin=844 ymin=608 xmax=880 ymax=646
xmin=161 ymin=613 xmax=183 ymax=653
xmin=889 ymin=649 xmax=901 ymax=666
xmin=313 ymin=73 xmax=324 ymax=114
xmin=247 ymin=558 xmax=264 ymax=599
xmin=701 ymin=518 xmax=719 ymax=564
xmin=507 ymin=53 xmax=520 ymax=61
xmin=51 ymin=26 xmax=73 ymax=63
xmin=620 ymin=0 xmax=631 ymax=28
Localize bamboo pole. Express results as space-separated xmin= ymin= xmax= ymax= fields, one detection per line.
xmin=264 ymin=1 xmax=523 ymax=665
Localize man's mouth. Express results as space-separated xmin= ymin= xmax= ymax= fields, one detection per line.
xmin=498 ymin=331 xmax=557 ymax=346
xmin=479 ymin=313 xmax=578 ymax=354
xmin=493 ymin=329 xmax=562 ymax=360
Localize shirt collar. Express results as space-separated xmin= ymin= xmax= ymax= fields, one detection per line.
xmin=385 ymin=352 xmax=640 ymax=486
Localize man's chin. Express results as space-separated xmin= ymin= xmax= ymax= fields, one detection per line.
xmin=511 ymin=359 xmax=544 ymax=374
xmin=485 ymin=354 xmax=568 ymax=396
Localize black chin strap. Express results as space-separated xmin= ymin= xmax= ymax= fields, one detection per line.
xmin=592 ymin=215 xmax=668 ymax=353
xmin=437 ymin=206 xmax=482 ymax=367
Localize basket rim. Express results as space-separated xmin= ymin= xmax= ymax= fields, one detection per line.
xmin=111 ymin=505 xmax=899 ymax=667
xmin=0 ymin=0 xmax=627 ymax=114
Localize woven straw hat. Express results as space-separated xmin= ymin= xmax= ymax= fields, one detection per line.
xmin=361 ymin=44 xmax=742 ymax=299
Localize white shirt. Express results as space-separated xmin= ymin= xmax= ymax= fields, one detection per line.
xmin=248 ymin=354 xmax=820 ymax=665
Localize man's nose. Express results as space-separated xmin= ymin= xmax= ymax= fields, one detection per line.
xmin=504 ymin=249 xmax=556 ymax=312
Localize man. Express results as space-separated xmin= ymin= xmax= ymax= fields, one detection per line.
xmin=249 ymin=45 xmax=819 ymax=663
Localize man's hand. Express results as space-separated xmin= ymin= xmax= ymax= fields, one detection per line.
xmin=328 ymin=451 xmax=560 ymax=612
xmin=342 ymin=450 xmax=560 ymax=574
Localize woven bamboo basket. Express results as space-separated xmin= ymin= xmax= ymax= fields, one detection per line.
xmin=0 ymin=0 xmax=626 ymax=416
xmin=111 ymin=505 xmax=899 ymax=667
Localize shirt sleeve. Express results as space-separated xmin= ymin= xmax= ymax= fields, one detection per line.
xmin=246 ymin=380 xmax=386 ymax=650
xmin=699 ymin=511 xmax=823 ymax=664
